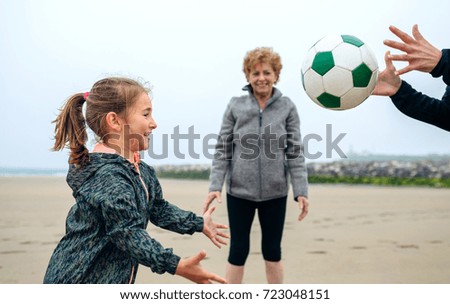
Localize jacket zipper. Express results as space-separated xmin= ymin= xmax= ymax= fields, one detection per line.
xmin=129 ymin=265 xmax=135 ymax=284
xmin=134 ymin=163 xmax=149 ymax=201
xmin=258 ymin=108 xmax=263 ymax=200
xmin=129 ymin=158 xmax=149 ymax=284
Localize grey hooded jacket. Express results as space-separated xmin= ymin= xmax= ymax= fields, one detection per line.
xmin=209 ymin=85 xmax=308 ymax=202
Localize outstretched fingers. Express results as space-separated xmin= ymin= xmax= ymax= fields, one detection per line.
xmin=384 ymin=51 xmax=394 ymax=68
xmin=193 ymin=251 xmax=227 ymax=284
xmin=384 ymin=39 xmax=408 ymax=53
xmin=202 ymin=204 xmax=229 ymax=248
xmin=209 ymin=228 xmax=230 ymax=249
xmin=177 ymin=250 xmax=228 ymax=284
xmin=208 ymin=273 xmax=227 ymax=284
xmin=203 ymin=192 xmax=222 ymax=214
xmin=385 ymin=51 xmax=412 ymax=75
xmin=385 ymin=49 xmax=413 ymax=76
xmin=411 ymin=24 xmax=424 ymax=41
xmin=389 ymin=25 xmax=415 ymax=44
xmin=204 ymin=204 xmax=216 ymax=217
xmin=384 ymin=25 xmax=418 ymax=61
xmin=192 ymin=249 xmax=207 ymax=263
xmin=214 ymin=231 xmax=230 ymax=247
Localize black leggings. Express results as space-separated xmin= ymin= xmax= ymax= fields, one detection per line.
xmin=226 ymin=193 xmax=287 ymax=266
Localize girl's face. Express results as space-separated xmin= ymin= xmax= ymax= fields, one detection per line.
xmin=124 ymin=92 xmax=157 ymax=152
xmin=248 ymin=62 xmax=277 ymax=99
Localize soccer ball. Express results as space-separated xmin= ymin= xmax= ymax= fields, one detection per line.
xmin=301 ymin=35 xmax=378 ymax=110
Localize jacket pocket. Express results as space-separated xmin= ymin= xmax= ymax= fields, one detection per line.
xmin=261 ymin=158 xmax=288 ymax=198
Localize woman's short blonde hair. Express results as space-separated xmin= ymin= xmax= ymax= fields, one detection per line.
xmin=242 ymin=47 xmax=283 ymax=84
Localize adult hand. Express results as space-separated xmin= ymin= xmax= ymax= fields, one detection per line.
xmin=372 ymin=51 xmax=402 ymax=96
xmin=175 ymin=250 xmax=227 ymax=284
xmin=296 ymin=196 xmax=309 ymax=221
xmin=202 ymin=205 xmax=229 ymax=248
xmin=203 ymin=191 xmax=222 ymax=213
xmin=384 ymin=24 xmax=442 ymax=75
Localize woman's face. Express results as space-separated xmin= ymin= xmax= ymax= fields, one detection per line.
xmin=248 ymin=62 xmax=277 ymax=99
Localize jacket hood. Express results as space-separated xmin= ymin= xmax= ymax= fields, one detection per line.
xmin=66 ymin=153 xmax=133 ymax=194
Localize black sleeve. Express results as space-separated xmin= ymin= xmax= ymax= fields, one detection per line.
xmin=390 ymin=81 xmax=450 ymax=132
xmin=431 ymin=49 xmax=450 ymax=86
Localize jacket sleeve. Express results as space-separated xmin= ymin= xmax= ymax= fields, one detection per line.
xmin=285 ymin=102 xmax=309 ymax=199
xmin=148 ymin=176 xmax=204 ymax=234
xmin=208 ymin=99 xmax=236 ymax=192
xmin=97 ymin=170 xmax=181 ymax=275
xmin=390 ymin=81 xmax=450 ymax=132
xmin=431 ymin=49 xmax=450 ymax=86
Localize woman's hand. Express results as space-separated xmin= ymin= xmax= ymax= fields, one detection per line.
xmin=202 ymin=205 xmax=229 ymax=248
xmin=296 ymin=196 xmax=309 ymax=221
xmin=175 ymin=250 xmax=227 ymax=284
xmin=203 ymin=191 xmax=222 ymax=213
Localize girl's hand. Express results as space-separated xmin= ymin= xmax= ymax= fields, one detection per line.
xmin=202 ymin=205 xmax=229 ymax=248
xmin=175 ymin=250 xmax=227 ymax=284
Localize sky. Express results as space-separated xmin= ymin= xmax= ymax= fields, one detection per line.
xmin=1 ymin=0 xmax=449 ymax=169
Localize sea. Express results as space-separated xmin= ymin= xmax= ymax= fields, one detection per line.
xmin=0 ymin=167 xmax=68 ymax=177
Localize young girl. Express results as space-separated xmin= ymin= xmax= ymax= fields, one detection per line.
xmin=44 ymin=77 xmax=228 ymax=284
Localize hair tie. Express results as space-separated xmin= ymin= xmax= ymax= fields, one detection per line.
xmin=83 ymin=92 xmax=90 ymax=100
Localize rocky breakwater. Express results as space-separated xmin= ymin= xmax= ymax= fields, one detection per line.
xmin=306 ymin=160 xmax=450 ymax=179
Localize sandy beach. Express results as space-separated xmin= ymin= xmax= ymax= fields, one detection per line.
xmin=0 ymin=176 xmax=449 ymax=284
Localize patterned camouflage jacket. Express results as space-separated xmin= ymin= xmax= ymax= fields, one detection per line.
xmin=43 ymin=153 xmax=203 ymax=283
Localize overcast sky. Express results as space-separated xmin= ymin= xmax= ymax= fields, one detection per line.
xmin=1 ymin=0 xmax=449 ymax=169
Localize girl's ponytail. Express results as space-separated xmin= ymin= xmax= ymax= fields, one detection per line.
xmin=53 ymin=93 xmax=89 ymax=166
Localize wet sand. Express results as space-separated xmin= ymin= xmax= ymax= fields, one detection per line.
xmin=1 ymin=176 xmax=449 ymax=284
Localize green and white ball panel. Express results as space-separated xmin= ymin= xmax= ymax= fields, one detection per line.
xmin=313 ymin=35 xmax=344 ymax=52
xmin=302 ymin=69 xmax=324 ymax=102
xmin=341 ymin=87 xmax=371 ymax=110
xmin=322 ymin=67 xmax=352 ymax=96
xmin=332 ymin=42 xmax=363 ymax=70
xmin=301 ymin=47 xmax=317 ymax=74
xmin=359 ymin=44 xmax=378 ymax=72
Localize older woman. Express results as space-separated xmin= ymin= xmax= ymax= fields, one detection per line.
xmin=203 ymin=47 xmax=309 ymax=283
